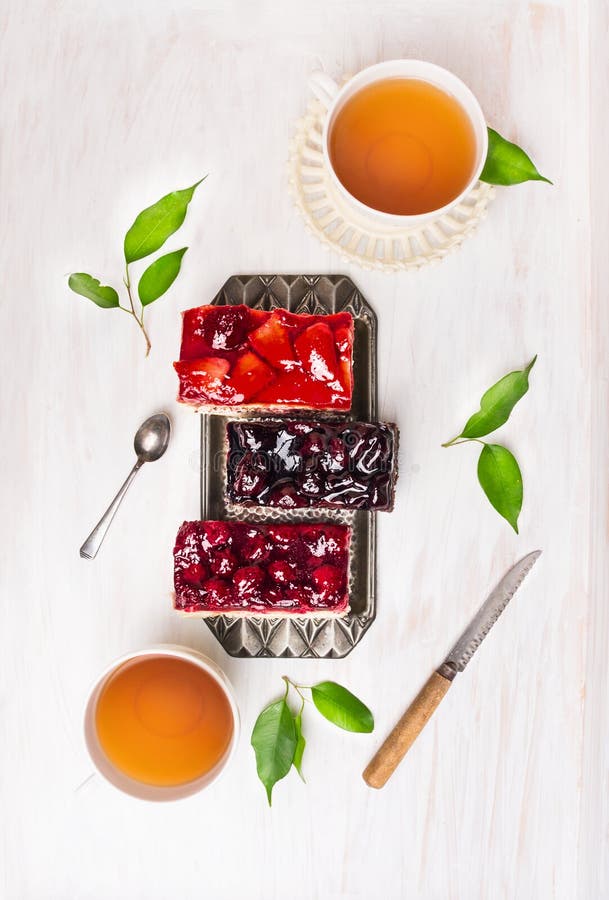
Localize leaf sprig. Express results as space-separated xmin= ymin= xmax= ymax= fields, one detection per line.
xmin=251 ymin=676 xmax=374 ymax=805
xmin=68 ymin=178 xmax=204 ymax=356
xmin=443 ymin=357 xmax=536 ymax=533
xmin=481 ymin=128 xmax=551 ymax=186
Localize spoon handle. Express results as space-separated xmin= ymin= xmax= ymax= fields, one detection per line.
xmin=79 ymin=461 xmax=143 ymax=559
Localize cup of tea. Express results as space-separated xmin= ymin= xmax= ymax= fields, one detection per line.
xmin=309 ymin=60 xmax=488 ymax=227
xmin=84 ymin=645 xmax=239 ymax=801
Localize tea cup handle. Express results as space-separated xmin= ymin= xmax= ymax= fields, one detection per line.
xmin=308 ymin=71 xmax=340 ymax=109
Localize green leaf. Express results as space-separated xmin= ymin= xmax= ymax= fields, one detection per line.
xmin=311 ymin=682 xmax=374 ymax=733
xmin=123 ymin=178 xmax=205 ymax=263
xmin=481 ymin=128 xmax=552 ymax=186
xmin=477 ymin=443 xmax=523 ymax=533
xmin=292 ymin=711 xmax=306 ymax=782
xmin=251 ymin=699 xmax=297 ymax=806
xmin=460 ymin=357 xmax=536 ymax=440
xmin=137 ymin=247 xmax=187 ymax=307
xmin=68 ymin=273 xmax=119 ymax=309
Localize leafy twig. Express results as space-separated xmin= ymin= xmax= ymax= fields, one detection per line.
xmin=442 ymin=357 xmax=536 ymax=533
xmin=68 ymin=178 xmax=205 ymax=356
xmin=251 ymin=677 xmax=373 ymax=805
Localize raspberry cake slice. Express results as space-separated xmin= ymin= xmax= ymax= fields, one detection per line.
xmin=227 ymin=419 xmax=399 ymax=511
xmin=174 ymin=304 xmax=353 ymax=411
xmin=173 ymin=521 xmax=351 ymax=617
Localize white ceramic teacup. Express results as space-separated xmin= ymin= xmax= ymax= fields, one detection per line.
xmin=309 ymin=59 xmax=488 ymax=228
xmin=84 ymin=644 xmax=240 ymax=802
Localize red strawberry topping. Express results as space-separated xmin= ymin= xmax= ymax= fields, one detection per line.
xmin=294 ymin=323 xmax=339 ymax=384
xmin=333 ymin=324 xmax=354 ymax=394
xmin=254 ymin=370 xmax=342 ymax=409
xmin=248 ymin=312 xmax=299 ymax=371
xmin=174 ymin=357 xmax=237 ymax=405
xmin=229 ymin=351 xmax=275 ymax=401
xmin=175 ymin=305 xmax=353 ymax=410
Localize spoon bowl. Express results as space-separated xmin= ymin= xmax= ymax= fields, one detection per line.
xmin=134 ymin=413 xmax=171 ymax=463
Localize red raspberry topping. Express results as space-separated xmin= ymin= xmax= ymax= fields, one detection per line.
xmin=311 ymin=564 xmax=343 ymax=596
xmin=210 ymin=548 xmax=238 ymax=577
xmin=233 ymin=566 xmax=266 ymax=599
xmin=202 ymin=578 xmax=232 ymax=605
xmin=182 ymin=563 xmax=209 ymax=585
xmin=268 ymin=560 xmax=297 ymax=585
xmin=241 ymin=529 xmax=272 ymax=563
xmin=202 ymin=521 xmax=232 ymax=547
xmin=173 ymin=521 xmax=351 ymax=615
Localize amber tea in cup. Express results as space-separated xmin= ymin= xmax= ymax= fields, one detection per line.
xmin=85 ymin=646 xmax=238 ymax=799
xmin=328 ymin=77 xmax=478 ymax=217
xmin=95 ymin=654 xmax=233 ymax=786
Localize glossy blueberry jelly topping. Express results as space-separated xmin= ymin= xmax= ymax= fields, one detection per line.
xmin=173 ymin=521 xmax=351 ymax=615
xmin=227 ymin=420 xmax=398 ymax=511
xmin=174 ymin=305 xmax=353 ymax=410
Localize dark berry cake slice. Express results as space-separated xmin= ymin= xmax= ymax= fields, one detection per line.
xmin=174 ymin=305 xmax=353 ymax=411
xmin=173 ymin=521 xmax=351 ymax=617
xmin=226 ymin=419 xmax=398 ymax=511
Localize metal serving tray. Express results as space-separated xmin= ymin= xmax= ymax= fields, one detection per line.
xmin=200 ymin=274 xmax=377 ymax=658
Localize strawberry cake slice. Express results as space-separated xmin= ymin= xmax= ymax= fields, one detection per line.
xmin=174 ymin=304 xmax=354 ymax=411
xmin=173 ymin=521 xmax=351 ymax=617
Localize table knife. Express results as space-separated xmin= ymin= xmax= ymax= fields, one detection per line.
xmin=363 ymin=550 xmax=541 ymax=789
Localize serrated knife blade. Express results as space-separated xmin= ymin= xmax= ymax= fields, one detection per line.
xmin=437 ymin=549 xmax=541 ymax=680
xmin=363 ymin=550 xmax=541 ymax=789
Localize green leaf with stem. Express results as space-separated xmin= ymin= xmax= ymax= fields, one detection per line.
xmin=310 ymin=681 xmax=374 ymax=733
xmin=68 ymin=273 xmax=119 ymax=309
xmin=250 ymin=691 xmax=297 ymax=806
xmin=292 ymin=703 xmax=306 ymax=782
xmin=138 ymin=247 xmax=188 ymax=306
xmin=124 ymin=178 xmax=205 ymax=263
xmin=477 ymin=443 xmax=523 ymax=533
xmin=481 ymin=128 xmax=552 ymax=186
xmin=443 ymin=357 xmax=536 ymax=444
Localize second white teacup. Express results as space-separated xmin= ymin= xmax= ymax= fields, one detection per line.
xmin=309 ymin=59 xmax=488 ymax=228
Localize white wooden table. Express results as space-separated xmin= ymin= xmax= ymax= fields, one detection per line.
xmin=2 ymin=1 xmax=607 ymax=897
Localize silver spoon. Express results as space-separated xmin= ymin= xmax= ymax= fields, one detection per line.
xmin=79 ymin=413 xmax=171 ymax=560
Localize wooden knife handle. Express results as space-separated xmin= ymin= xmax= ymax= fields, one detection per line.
xmin=363 ymin=671 xmax=452 ymax=789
